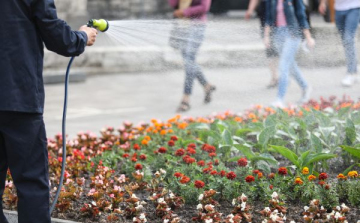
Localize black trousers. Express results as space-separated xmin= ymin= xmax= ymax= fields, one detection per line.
xmin=0 ymin=112 xmax=50 ymax=223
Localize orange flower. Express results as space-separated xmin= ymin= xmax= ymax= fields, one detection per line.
xmin=234 ymin=117 xmax=243 ymax=122
xmin=144 ymin=136 xmax=151 ymax=141
xmin=308 ymin=175 xmax=316 ymax=181
xmin=302 ymin=167 xmax=309 ymax=175
xmin=141 ymin=139 xmax=148 ymax=145
xmin=168 ymin=129 xmax=174 ymax=133
xmin=337 ymin=173 xmax=347 ymax=180
xmin=178 ymin=122 xmax=188 ymax=129
xmin=348 ymin=171 xmax=358 ymax=178
xmin=294 ymin=177 xmax=303 ymax=185
xmin=179 ymin=175 xmax=190 ymax=184
xmin=160 ymin=130 xmax=167 ymax=135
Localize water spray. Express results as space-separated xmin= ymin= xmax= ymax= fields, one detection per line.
xmin=49 ymin=19 xmax=109 ymax=214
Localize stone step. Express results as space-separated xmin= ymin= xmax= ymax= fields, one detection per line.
xmin=4 ymin=210 xmax=79 ymax=223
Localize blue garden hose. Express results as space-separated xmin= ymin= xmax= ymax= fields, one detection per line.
xmin=50 ymin=56 xmax=75 ymax=214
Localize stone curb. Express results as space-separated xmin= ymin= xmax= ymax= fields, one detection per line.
xmin=4 ymin=210 xmax=80 ymax=223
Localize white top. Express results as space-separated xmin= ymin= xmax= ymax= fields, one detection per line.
xmin=335 ymin=0 xmax=360 ymax=11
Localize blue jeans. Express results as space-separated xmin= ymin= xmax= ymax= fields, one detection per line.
xmin=274 ymin=27 xmax=308 ymax=100
xmin=181 ymin=23 xmax=208 ymax=95
xmin=335 ymin=8 xmax=360 ymax=74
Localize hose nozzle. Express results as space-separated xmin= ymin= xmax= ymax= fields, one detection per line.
xmin=87 ymin=19 xmax=109 ymax=32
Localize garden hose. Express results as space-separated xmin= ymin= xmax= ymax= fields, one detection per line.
xmin=50 ymin=19 xmax=109 ymax=215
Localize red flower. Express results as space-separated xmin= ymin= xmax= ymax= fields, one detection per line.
xmin=269 ymin=185 xmax=273 ymax=190
xmin=187 ymin=148 xmax=196 ymax=155
xmin=253 ymin=169 xmax=260 ymax=175
xmin=319 ymin=172 xmax=328 ymax=180
xmin=158 ymin=147 xmax=167 ymax=154
xmin=278 ymin=167 xmax=288 ymax=176
xmin=214 ymin=159 xmax=219 ymax=166
xmin=202 ymin=144 xmax=216 ymax=153
xmin=237 ymin=158 xmax=248 ymax=167
xmin=209 ymin=152 xmax=217 ymax=158
xmin=131 ymin=157 xmax=137 ymax=162
xmin=245 ymin=175 xmax=255 ymax=183
xmin=268 ymin=173 xmax=275 ymax=179
xmin=170 ymin=136 xmax=178 ymax=141
xmin=180 ymin=175 xmax=190 ymax=184
xmin=174 ymin=172 xmax=183 ymax=178
xmin=135 ymin=163 xmax=143 ymax=170
xmin=318 ymin=180 xmax=325 ymax=187
xmin=325 ymin=184 xmax=330 ymax=190
xmin=139 ymin=154 xmax=147 ymax=160
xmin=226 ymin=171 xmax=237 ymax=180
xmin=194 ymin=180 xmax=205 ymax=189
xmin=197 ymin=160 xmax=205 ymax=167
xmin=219 ymin=170 xmax=227 ymax=177
xmin=133 ymin=144 xmax=140 ymax=150
xmin=168 ymin=140 xmax=175 ymax=147
xmin=175 ymin=148 xmax=185 ymax=156
xmin=187 ymin=143 xmax=196 ymax=149
xmin=203 ymin=167 xmax=212 ymax=174
xmin=210 ymin=170 xmax=217 ymax=175
xmin=122 ymin=153 xmax=130 ymax=158
xmin=183 ymin=155 xmax=196 ymax=164
xmin=257 ymin=172 xmax=263 ymax=179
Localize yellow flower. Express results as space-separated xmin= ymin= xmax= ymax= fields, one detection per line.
xmin=295 ymin=177 xmax=304 ymax=185
xmin=302 ymin=167 xmax=309 ymax=175
xmin=308 ymin=175 xmax=316 ymax=181
xmin=337 ymin=174 xmax=347 ymax=180
xmin=348 ymin=171 xmax=358 ymax=178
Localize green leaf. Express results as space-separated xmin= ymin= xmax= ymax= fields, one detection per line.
xmin=255 ymin=160 xmax=271 ymax=174
xmin=311 ymin=133 xmax=323 ymax=153
xmin=304 ymin=153 xmax=337 ymax=167
xmin=342 ymin=163 xmax=360 ymax=175
xmin=250 ymin=153 xmax=278 ymax=166
xmin=222 ymin=129 xmax=233 ymax=146
xmin=235 ymin=129 xmax=253 ymax=136
xmin=187 ymin=123 xmax=210 ymax=130
xmin=270 ymin=145 xmax=299 ymax=168
xmin=233 ymin=144 xmax=255 ymax=159
xmin=258 ymin=126 xmax=276 ymax=147
xmin=341 ymin=145 xmax=360 ymax=159
xmin=345 ymin=119 xmax=356 ymax=145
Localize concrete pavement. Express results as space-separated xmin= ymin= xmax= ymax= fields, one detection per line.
xmin=44 ymin=66 xmax=359 ymax=138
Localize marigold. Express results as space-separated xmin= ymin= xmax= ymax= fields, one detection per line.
xmin=133 ymin=144 xmax=140 ymax=150
xmin=174 ymin=172 xmax=183 ymax=178
xmin=197 ymin=160 xmax=205 ymax=167
xmin=187 ymin=147 xmax=196 ymax=155
xmin=278 ymin=167 xmax=288 ymax=176
xmin=237 ymin=158 xmax=248 ymax=167
xmin=160 ymin=130 xmax=167 ymax=135
xmin=188 ymin=143 xmax=196 ymax=149
xmin=268 ymin=173 xmax=275 ymax=179
xmin=214 ymin=159 xmax=219 ymax=166
xmin=158 ymin=147 xmax=167 ymax=154
xmin=253 ymin=170 xmax=260 ymax=175
xmin=318 ymin=172 xmax=328 ymax=180
xmin=202 ymin=144 xmax=216 ymax=153
xmin=348 ymin=171 xmax=358 ymax=178
xmin=210 ymin=170 xmax=218 ymax=175
xmin=144 ymin=136 xmax=151 ymax=141
xmin=180 ymin=175 xmax=190 ymax=184
xmin=308 ymin=175 xmax=316 ymax=181
xmin=194 ymin=180 xmax=205 ymax=189
xmin=269 ymin=185 xmax=273 ymax=190
xmin=318 ymin=181 xmax=325 ymax=187
xmin=257 ymin=172 xmax=263 ymax=179
xmin=170 ymin=135 xmax=178 ymax=141
xmin=175 ymin=148 xmax=185 ymax=156
xmin=168 ymin=140 xmax=175 ymax=147
xmin=302 ymin=167 xmax=309 ymax=175
xmin=337 ymin=173 xmax=347 ymax=180
xmin=219 ymin=170 xmax=226 ymax=177
xmin=294 ymin=177 xmax=304 ymax=185
xmin=245 ymin=175 xmax=255 ymax=183
xmin=122 ymin=153 xmax=130 ymax=158
xmin=139 ymin=154 xmax=147 ymax=160
xmin=226 ymin=171 xmax=237 ymax=180
xmin=141 ymin=139 xmax=148 ymax=145
xmin=131 ymin=157 xmax=137 ymax=162
xmin=135 ymin=163 xmax=143 ymax=170
xmin=209 ymin=152 xmax=217 ymax=158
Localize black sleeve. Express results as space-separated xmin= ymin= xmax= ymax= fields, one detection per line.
xmin=31 ymin=0 xmax=88 ymax=57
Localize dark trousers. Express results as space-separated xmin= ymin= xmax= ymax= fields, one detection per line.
xmin=0 ymin=112 xmax=50 ymax=223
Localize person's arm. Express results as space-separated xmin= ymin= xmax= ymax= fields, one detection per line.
xmin=32 ymin=0 xmax=97 ymax=57
xmin=318 ymin=0 xmax=328 ymax=15
xmin=264 ymin=0 xmax=272 ymax=48
xmin=294 ymin=0 xmax=315 ymax=49
xmin=182 ymin=0 xmax=211 ymax=18
xmin=245 ymin=0 xmax=259 ymax=20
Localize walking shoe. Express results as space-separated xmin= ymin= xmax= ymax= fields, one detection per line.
xmin=342 ymin=75 xmax=359 ymax=87
xmin=299 ymin=86 xmax=312 ymax=104
xmin=271 ymin=99 xmax=285 ymax=108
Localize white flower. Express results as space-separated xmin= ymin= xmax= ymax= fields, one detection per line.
xmin=336 ymin=206 xmax=341 ymax=211
xmin=197 ymin=204 xmax=203 ymax=210
xmin=232 ymin=199 xmax=236 ymax=206
xmin=139 ymin=213 xmax=146 ymax=220
xmin=141 ymin=201 xmax=147 ymax=205
xmin=283 ymin=216 xmax=286 ymax=221
xmin=262 ymin=220 xmax=268 ymax=223
xmin=341 ymin=203 xmax=348 ymax=209
xmin=227 ymin=214 xmax=234 ymax=218
xmin=169 ymin=192 xmax=175 ymax=199
xmin=241 ymin=193 xmax=247 ymax=200
xmin=158 ymin=197 xmax=165 ymax=203
xmin=264 ymin=207 xmax=271 ymax=212
xmin=163 ymin=220 xmax=169 ymax=223
xmin=271 ymin=192 xmax=278 ymax=199
xmin=91 ymin=201 xmax=97 ymax=206
xmin=303 ymin=215 xmax=308 ymax=219
xmin=166 ymin=208 xmax=171 ymax=211
xmin=133 ymin=217 xmax=137 ymax=222
xmin=334 ymin=212 xmax=341 ymax=220
xmin=270 ymin=212 xmax=278 ymax=222
xmin=304 ymin=206 xmax=309 ymax=211
xmin=132 ymin=194 xmax=138 ymax=199
xmin=199 ymin=194 xmax=204 ymax=201
xmin=135 ymin=205 xmax=143 ymax=211
xmin=290 ymin=221 xmax=296 ymax=223
xmin=241 ymin=202 xmax=246 ymax=211
xmin=321 ymin=206 xmax=325 ymax=210
xmin=160 ymin=168 xmax=166 ymax=175
xmin=205 ymin=219 xmax=213 ymax=223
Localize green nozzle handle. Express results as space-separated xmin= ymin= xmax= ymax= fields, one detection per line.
xmin=87 ymin=19 xmax=109 ymax=32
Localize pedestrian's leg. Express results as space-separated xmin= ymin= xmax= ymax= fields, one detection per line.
xmin=0 ymin=132 xmax=9 ymax=223
xmin=342 ymin=8 xmax=360 ymax=74
xmin=182 ymin=49 xmax=197 ymax=96
xmin=3 ymin=113 xmax=50 ymax=223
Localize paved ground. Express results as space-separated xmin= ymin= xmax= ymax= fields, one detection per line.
xmin=44 ymin=66 xmax=360 ymax=138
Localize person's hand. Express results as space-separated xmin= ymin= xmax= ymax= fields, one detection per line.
xmin=306 ymin=37 xmax=316 ymax=49
xmin=245 ymin=10 xmax=253 ymax=20
xmin=318 ymin=2 xmax=327 ymax=15
xmin=79 ymin=25 xmax=98 ymax=46
xmin=264 ymin=36 xmax=270 ymax=49
xmin=174 ymin=9 xmax=185 ymax=18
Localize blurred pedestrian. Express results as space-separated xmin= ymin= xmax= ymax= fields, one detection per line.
xmin=0 ymin=0 xmax=97 ymax=222
xmin=168 ymin=0 xmax=216 ymax=112
xmin=265 ymin=0 xmax=315 ymax=107
xmin=319 ymin=0 xmax=360 ymax=87
xmin=246 ymin=0 xmax=279 ymax=88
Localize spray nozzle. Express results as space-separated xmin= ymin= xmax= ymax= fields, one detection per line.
xmin=87 ymin=19 xmax=109 ymax=32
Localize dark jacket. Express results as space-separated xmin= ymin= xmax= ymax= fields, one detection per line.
xmin=265 ymin=0 xmax=310 ymax=36
xmin=0 ymin=0 xmax=88 ymax=114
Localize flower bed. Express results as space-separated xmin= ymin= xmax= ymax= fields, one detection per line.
xmin=3 ymin=96 xmax=360 ymax=223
